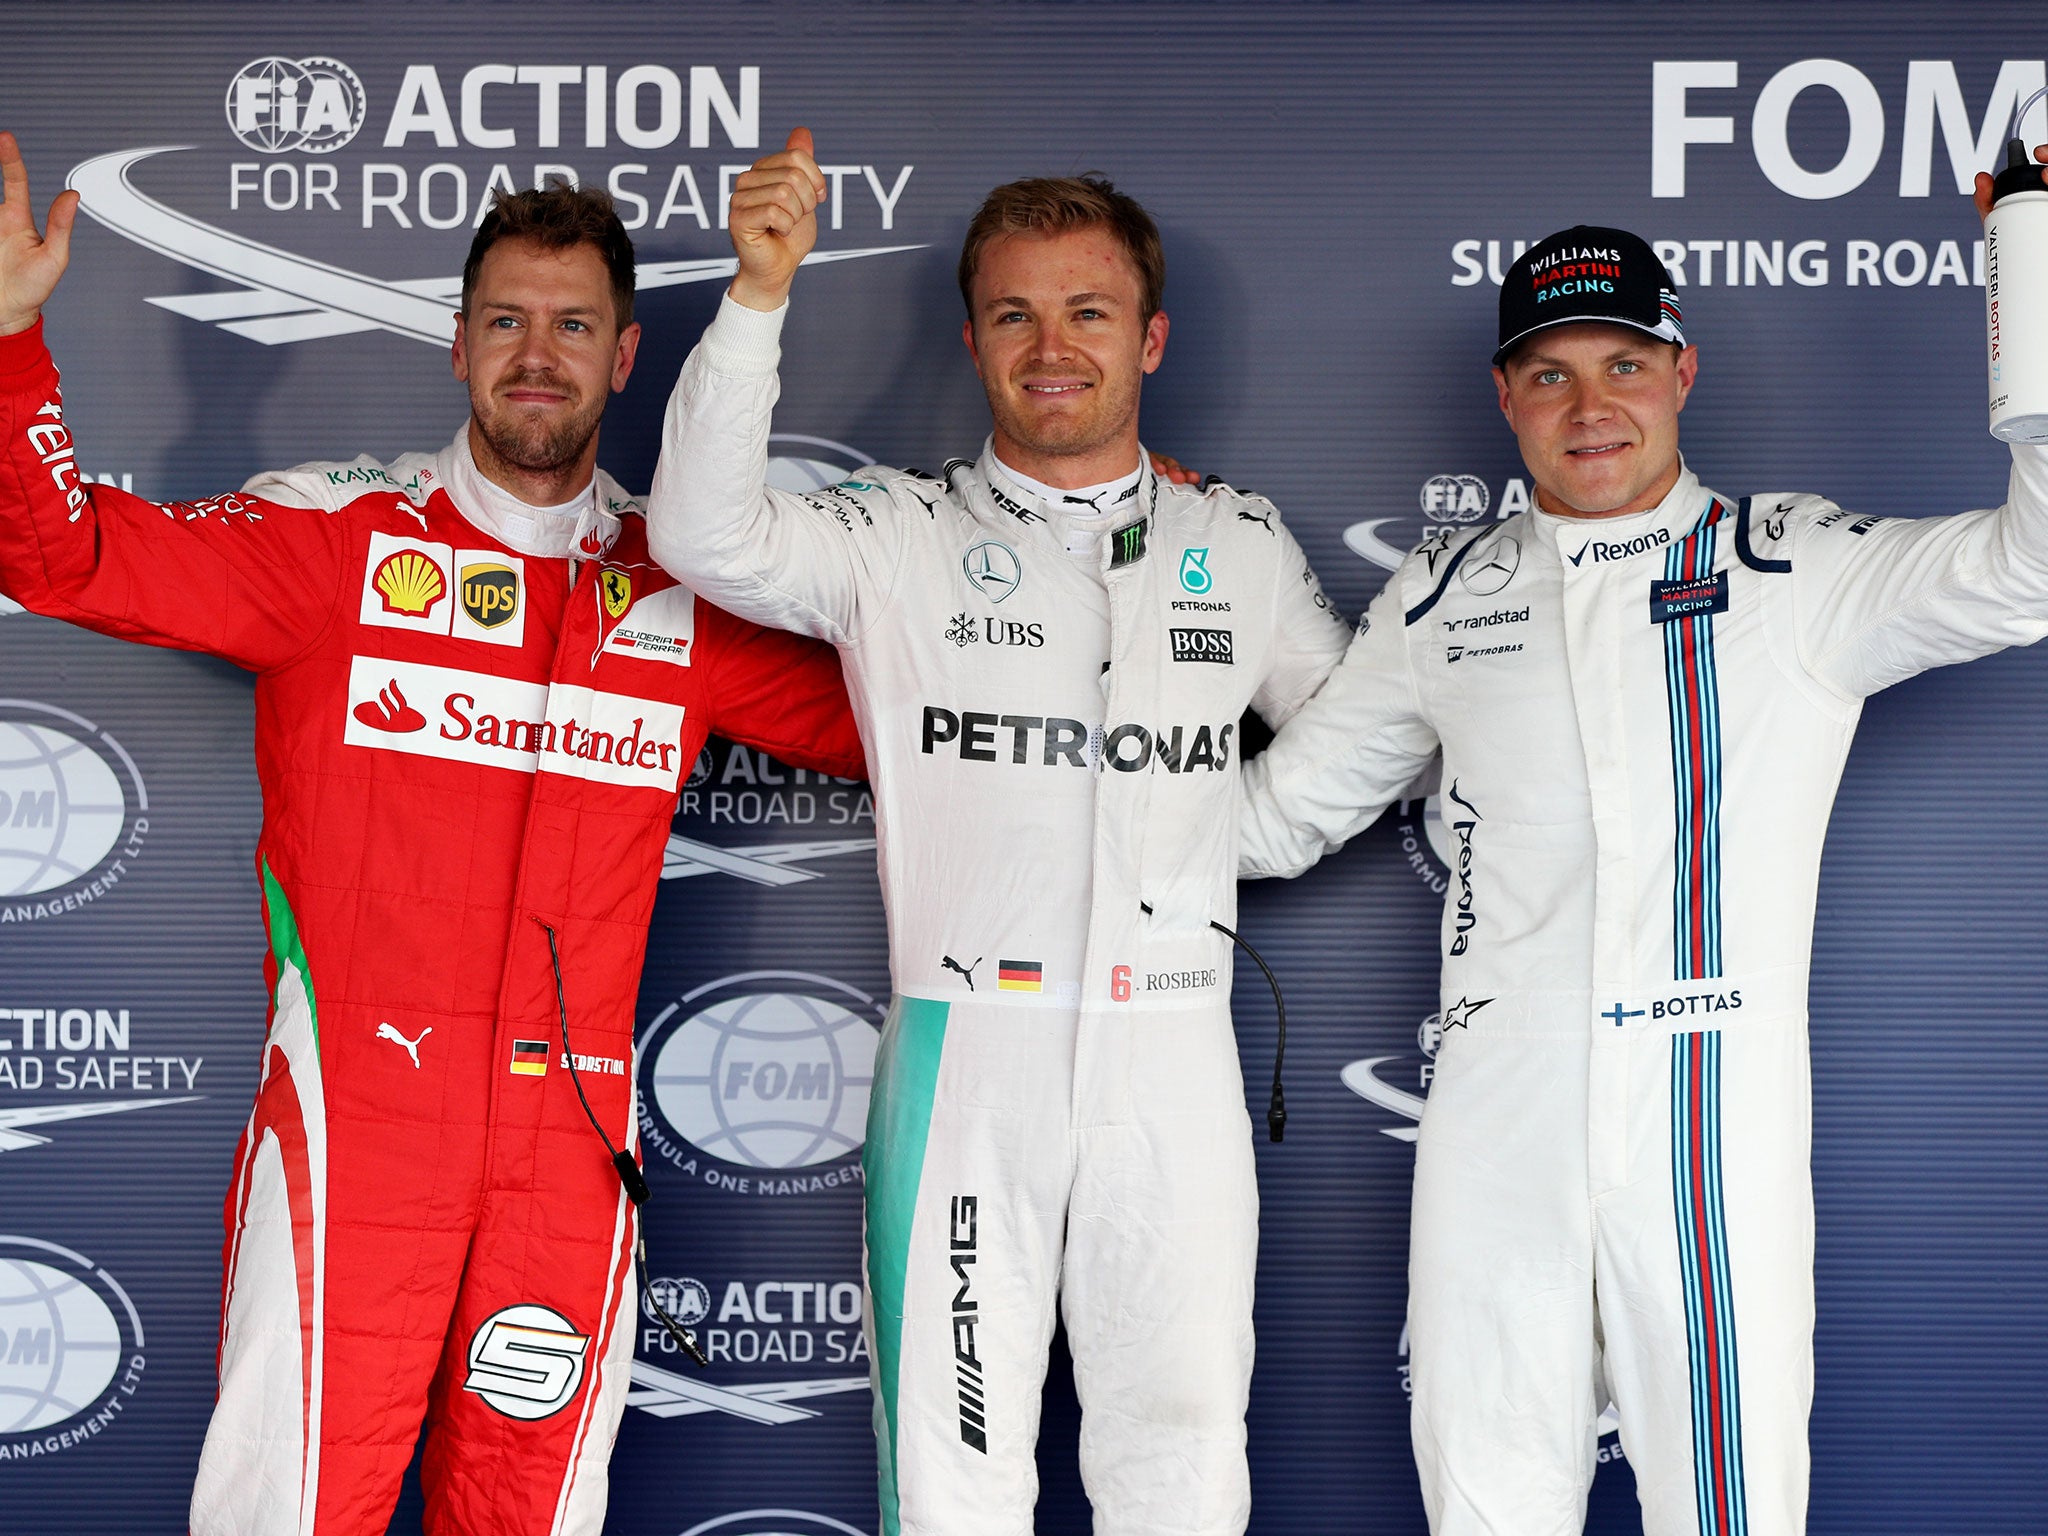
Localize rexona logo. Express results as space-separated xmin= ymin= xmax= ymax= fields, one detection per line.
xmin=639 ymin=972 xmax=881 ymax=1196
xmin=628 ymin=1273 xmax=868 ymax=1426
xmin=0 ymin=1235 xmax=147 ymax=1459
xmin=0 ymin=701 xmax=149 ymax=925
xmin=676 ymin=1513 xmax=871 ymax=1536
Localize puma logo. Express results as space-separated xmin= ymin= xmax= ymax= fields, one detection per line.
xmin=941 ymin=955 xmax=982 ymax=992
xmin=376 ymin=1022 xmax=431 ymax=1068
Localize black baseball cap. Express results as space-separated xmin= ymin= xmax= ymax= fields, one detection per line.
xmin=1494 ymin=225 xmax=1683 ymax=366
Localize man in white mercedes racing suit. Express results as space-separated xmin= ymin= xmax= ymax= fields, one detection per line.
xmin=1240 ymin=169 xmax=2048 ymax=1536
xmin=647 ymin=129 xmax=1352 ymax=1535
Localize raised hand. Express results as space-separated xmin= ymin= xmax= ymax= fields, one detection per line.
xmin=1975 ymin=141 xmax=2048 ymax=219
xmin=727 ymin=126 xmax=827 ymax=312
xmin=0 ymin=132 xmax=79 ymax=337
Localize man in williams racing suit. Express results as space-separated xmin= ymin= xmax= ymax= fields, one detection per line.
xmin=1240 ymin=173 xmax=2048 ymax=1536
xmin=646 ymin=130 xmax=1354 ymax=1535
xmin=0 ymin=137 xmax=864 ymax=1535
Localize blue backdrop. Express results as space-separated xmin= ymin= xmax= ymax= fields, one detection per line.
xmin=3 ymin=4 xmax=2046 ymax=1533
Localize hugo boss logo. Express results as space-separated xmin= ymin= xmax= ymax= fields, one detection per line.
xmin=1168 ymin=627 xmax=1233 ymax=664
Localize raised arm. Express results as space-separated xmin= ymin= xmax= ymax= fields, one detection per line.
xmin=1789 ymin=137 xmax=2048 ymax=699
xmin=0 ymin=133 xmax=344 ymax=669
xmin=646 ymin=128 xmax=906 ymax=644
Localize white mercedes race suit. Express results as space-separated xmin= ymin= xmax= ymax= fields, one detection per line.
xmin=1239 ymin=450 xmax=2048 ymax=1536
xmin=649 ymin=296 xmax=1352 ymax=1536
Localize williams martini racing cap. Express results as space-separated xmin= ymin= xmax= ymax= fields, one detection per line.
xmin=1494 ymin=224 xmax=1683 ymax=365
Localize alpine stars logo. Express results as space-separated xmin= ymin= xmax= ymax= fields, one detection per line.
xmin=950 ymin=1195 xmax=987 ymax=1452
xmin=1445 ymin=782 xmax=1480 ymax=956
xmin=1569 ymin=526 xmax=1671 ymax=566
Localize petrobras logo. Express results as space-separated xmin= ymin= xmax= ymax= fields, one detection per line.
xmin=0 ymin=1235 xmax=147 ymax=1459
xmin=1345 ymin=475 xmax=1530 ymax=574
xmin=0 ymin=1005 xmax=205 ymax=1150
xmin=68 ymin=60 xmax=923 ymax=351
xmin=341 ymin=656 xmax=687 ymax=792
xmin=667 ymin=740 xmax=874 ymax=887
xmin=629 ymin=1273 xmax=868 ymax=1426
xmin=225 ymin=56 xmax=368 ymax=154
xmin=0 ymin=701 xmax=150 ymax=925
xmin=676 ymin=1513 xmax=871 ymax=1536
xmin=637 ymin=972 xmax=882 ymax=1196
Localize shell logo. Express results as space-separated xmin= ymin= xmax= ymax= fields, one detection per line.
xmin=373 ymin=549 xmax=448 ymax=618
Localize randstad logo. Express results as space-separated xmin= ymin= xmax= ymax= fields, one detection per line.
xmin=0 ymin=702 xmax=150 ymax=925
xmin=638 ymin=973 xmax=881 ymax=1195
xmin=225 ymin=57 xmax=368 ymax=155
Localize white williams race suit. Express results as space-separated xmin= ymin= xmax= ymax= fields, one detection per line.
xmin=1240 ymin=450 xmax=2048 ymax=1536
xmin=650 ymin=296 xmax=1351 ymax=1536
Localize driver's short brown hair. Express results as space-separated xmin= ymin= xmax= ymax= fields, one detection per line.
xmin=957 ymin=175 xmax=1165 ymax=321
xmin=462 ymin=183 xmax=636 ymax=329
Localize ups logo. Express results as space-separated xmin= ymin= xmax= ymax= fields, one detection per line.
xmin=461 ymin=563 xmax=520 ymax=629
xmin=601 ymin=568 xmax=633 ymax=620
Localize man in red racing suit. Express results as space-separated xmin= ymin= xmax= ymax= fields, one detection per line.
xmin=0 ymin=137 xmax=864 ymax=1534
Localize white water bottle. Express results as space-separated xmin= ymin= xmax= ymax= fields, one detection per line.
xmin=1987 ymin=134 xmax=2048 ymax=443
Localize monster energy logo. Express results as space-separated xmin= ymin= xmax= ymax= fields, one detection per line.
xmin=1110 ymin=521 xmax=1148 ymax=568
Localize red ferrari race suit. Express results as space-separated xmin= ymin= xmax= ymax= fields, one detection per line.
xmin=0 ymin=320 xmax=865 ymax=1536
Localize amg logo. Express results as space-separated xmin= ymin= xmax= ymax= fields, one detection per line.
xmin=950 ymin=1195 xmax=986 ymax=1453
xmin=1168 ymin=627 xmax=1234 ymax=664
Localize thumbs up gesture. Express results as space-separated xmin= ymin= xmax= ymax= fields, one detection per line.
xmin=727 ymin=127 xmax=827 ymax=312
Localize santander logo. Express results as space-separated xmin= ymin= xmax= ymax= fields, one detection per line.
xmin=352 ymin=680 xmax=426 ymax=734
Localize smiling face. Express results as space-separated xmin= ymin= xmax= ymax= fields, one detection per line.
xmin=962 ymin=226 xmax=1168 ymax=488
xmin=1493 ymin=323 xmax=1698 ymax=519
xmin=452 ymin=235 xmax=639 ymax=499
